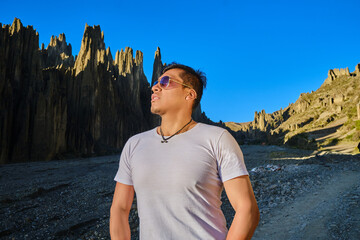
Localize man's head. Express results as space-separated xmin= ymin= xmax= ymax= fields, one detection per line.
xmin=150 ymin=63 xmax=207 ymax=116
xmin=162 ymin=63 xmax=207 ymax=110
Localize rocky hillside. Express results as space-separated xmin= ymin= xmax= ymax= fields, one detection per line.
xmin=226 ymin=65 xmax=360 ymax=154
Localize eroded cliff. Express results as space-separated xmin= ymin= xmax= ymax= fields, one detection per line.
xmin=0 ymin=18 xmax=155 ymax=163
xmin=226 ymin=65 xmax=360 ymax=153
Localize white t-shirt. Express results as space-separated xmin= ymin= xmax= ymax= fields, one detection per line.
xmin=114 ymin=122 xmax=249 ymax=240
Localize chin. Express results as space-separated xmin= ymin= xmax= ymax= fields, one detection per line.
xmin=150 ymin=106 xmax=162 ymax=115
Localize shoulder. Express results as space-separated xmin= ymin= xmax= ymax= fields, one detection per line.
xmin=196 ymin=123 xmax=228 ymax=139
xmin=128 ymin=128 xmax=155 ymax=141
xmin=196 ymin=123 xmax=240 ymax=150
xmin=197 ymin=123 xmax=227 ymax=134
xmin=123 ymin=127 xmax=156 ymax=150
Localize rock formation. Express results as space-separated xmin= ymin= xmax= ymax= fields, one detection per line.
xmin=322 ymin=67 xmax=350 ymax=86
xmin=0 ymin=18 xmax=44 ymax=162
xmin=1 ymin=16 xmax=245 ymax=164
xmin=226 ymin=63 xmax=360 ymax=152
xmin=41 ymin=33 xmax=74 ymax=68
xmin=355 ymin=64 xmax=360 ymax=74
xmin=0 ymin=18 xmax=221 ymax=163
xmin=151 ymin=47 xmax=163 ymax=86
xmin=0 ymin=18 xmax=155 ymax=163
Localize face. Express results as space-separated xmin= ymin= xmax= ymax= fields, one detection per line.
xmin=151 ymin=68 xmax=193 ymax=116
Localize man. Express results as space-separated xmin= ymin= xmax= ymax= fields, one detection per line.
xmin=110 ymin=63 xmax=260 ymax=239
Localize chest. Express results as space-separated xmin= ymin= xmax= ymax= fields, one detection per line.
xmin=130 ymin=143 xmax=220 ymax=193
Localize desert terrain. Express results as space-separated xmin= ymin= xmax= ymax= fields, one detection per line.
xmin=1 ymin=145 xmax=359 ymax=240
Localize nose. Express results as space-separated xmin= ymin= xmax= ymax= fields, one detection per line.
xmin=151 ymin=81 xmax=161 ymax=93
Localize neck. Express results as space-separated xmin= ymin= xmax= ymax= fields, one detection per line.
xmin=159 ymin=112 xmax=195 ymax=136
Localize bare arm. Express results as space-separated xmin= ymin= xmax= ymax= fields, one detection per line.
xmin=110 ymin=182 xmax=135 ymax=240
xmin=224 ymin=175 xmax=260 ymax=240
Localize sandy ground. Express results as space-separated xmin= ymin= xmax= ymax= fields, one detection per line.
xmin=0 ymin=145 xmax=359 ymax=239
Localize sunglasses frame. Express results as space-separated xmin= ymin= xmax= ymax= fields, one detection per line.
xmin=152 ymin=76 xmax=193 ymax=89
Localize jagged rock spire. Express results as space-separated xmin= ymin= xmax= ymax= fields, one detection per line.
xmin=74 ymin=23 xmax=107 ymax=75
xmin=114 ymin=48 xmax=125 ymax=74
xmin=135 ymin=50 xmax=143 ymax=66
xmin=106 ymin=47 xmax=113 ymax=62
xmin=106 ymin=46 xmax=113 ymax=70
xmin=44 ymin=33 xmax=74 ymax=68
xmin=151 ymin=47 xmax=163 ymax=85
xmin=10 ymin=17 xmax=23 ymax=34
xmin=114 ymin=47 xmax=142 ymax=76
xmin=124 ymin=47 xmax=134 ymax=74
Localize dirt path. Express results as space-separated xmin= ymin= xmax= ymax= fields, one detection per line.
xmin=252 ymin=168 xmax=360 ymax=240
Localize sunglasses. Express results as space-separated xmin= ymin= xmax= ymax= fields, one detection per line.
xmin=152 ymin=76 xmax=193 ymax=89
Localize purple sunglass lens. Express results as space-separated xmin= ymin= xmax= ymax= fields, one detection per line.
xmin=160 ymin=76 xmax=170 ymax=88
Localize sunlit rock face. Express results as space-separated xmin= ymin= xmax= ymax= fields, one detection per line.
xmin=226 ymin=63 xmax=360 ymax=153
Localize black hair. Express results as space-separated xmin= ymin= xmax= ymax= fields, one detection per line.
xmin=162 ymin=62 xmax=207 ymax=111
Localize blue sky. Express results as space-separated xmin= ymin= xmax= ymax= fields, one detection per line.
xmin=2 ymin=0 xmax=360 ymax=123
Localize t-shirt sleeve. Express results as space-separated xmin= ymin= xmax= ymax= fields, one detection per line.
xmin=216 ymin=130 xmax=249 ymax=182
xmin=114 ymin=139 xmax=133 ymax=185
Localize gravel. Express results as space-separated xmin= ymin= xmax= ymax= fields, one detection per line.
xmin=0 ymin=145 xmax=359 ymax=240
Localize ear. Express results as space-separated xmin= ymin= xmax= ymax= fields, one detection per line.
xmin=185 ymin=89 xmax=197 ymax=101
